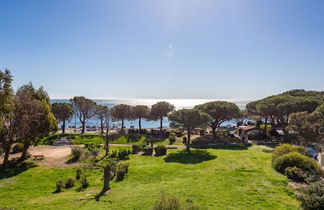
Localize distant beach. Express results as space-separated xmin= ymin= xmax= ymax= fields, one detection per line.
xmin=51 ymin=99 xmax=251 ymax=129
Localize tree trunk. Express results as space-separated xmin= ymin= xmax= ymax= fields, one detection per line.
xmin=102 ymin=165 xmax=111 ymax=193
xmin=186 ymin=128 xmax=191 ymax=153
xmin=62 ymin=120 xmax=66 ymax=134
xmin=100 ymin=118 xmax=104 ymax=134
xmin=211 ymin=127 xmax=216 ymax=139
xmin=81 ymin=121 xmax=85 ymax=134
xmin=264 ymin=116 xmax=268 ymax=136
xmin=20 ymin=142 xmax=30 ymax=160
xmin=121 ymin=118 xmax=124 ymax=132
xmin=2 ymin=143 xmax=12 ymax=169
xmin=160 ymin=117 xmax=163 ymax=131
xmin=138 ymin=118 xmax=142 ymax=132
xmin=104 ymin=135 xmax=109 ymax=157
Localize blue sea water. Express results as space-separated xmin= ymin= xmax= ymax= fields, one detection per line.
xmin=51 ymin=99 xmax=250 ymax=129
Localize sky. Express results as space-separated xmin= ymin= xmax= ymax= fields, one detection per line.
xmin=0 ymin=0 xmax=323 ymax=100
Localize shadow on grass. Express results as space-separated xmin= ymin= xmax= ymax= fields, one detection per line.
xmin=0 ymin=162 xmax=36 ymax=179
xmin=191 ymin=144 xmax=251 ymax=150
xmin=164 ymin=150 xmax=216 ymax=164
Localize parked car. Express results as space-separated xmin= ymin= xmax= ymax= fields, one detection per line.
xmin=305 ymin=145 xmax=319 ymax=160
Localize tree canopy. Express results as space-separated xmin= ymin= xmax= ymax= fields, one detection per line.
xmin=51 ymin=103 xmax=73 ymax=133
xmin=131 ymin=105 xmax=150 ymax=131
xmin=150 ymin=101 xmax=175 ymax=131
xmin=195 ymin=101 xmax=240 ymax=138
xmin=70 ymin=96 xmax=96 ymax=134
xmin=110 ymin=104 xmax=132 ymax=132
xmin=169 ymin=109 xmax=211 ymax=152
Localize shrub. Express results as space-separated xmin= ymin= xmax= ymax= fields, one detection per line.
xmin=118 ymin=149 xmax=130 ymax=160
xmin=116 ymin=169 xmax=126 ymax=182
xmin=109 ymin=150 xmax=117 ymax=158
xmin=132 ymin=144 xmax=141 ymax=154
xmin=64 ymin=177 xmax=75 ymax=188
xmin=71 ymin=146 xmax=83 ymax=160
xmin=55 ymin=179 xmax=65 ymax=192
xmin=168 ymin=133 xmax=176 ymax=145
xmin=272 ymin=144 xmax=308 ymax=162
xmin=285 ymin=167 xmax=308 ymax=182
xmin=154 ymin=145 xmax=167 ymax=156
xmin=153 ymin=193 xmax=202 ymax=210
xmin=118 ymin=163 xmax=129 ymax=174
xmin=76 ymin=168 xmax=83 ymax=180
xmin=182 ymin=136 xmax=187 ymax=144
xmin=12 ymin=143 xmax=24 ymax=154
xmin=273 ymin=152 xmax=323 ymax=177
xmin=297 ymin=180 xmax=324 ymax=210
xmin=142 ymin=147 xmax=153 ymax=156
xmin=79 ymin=175 xmax=89 ymax=188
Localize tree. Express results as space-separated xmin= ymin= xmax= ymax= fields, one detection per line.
xmin=150 ymin=102 xmax=175 ymax=131
xmin=15 ymin=83 xmax=57 ymax=159
xmin=70 ymin=96 xmax=96 ymax=134
xmin=51 ymin=103 xmax=73 ymax=134
xmin=95 ymin=105 xmax=110 ymax=134
xmin=131 ymin=105 xmax=149 ymax=132
xmin=195 ymin=101 xmax=240 ymax=139
xmin=168 ymin=109 xmax=211 ymax=152
xmin=287 ymin=111 xmax=324 ymax=145
xmin=110 ymin=104 xmax=132 ymax=132
xmin=0 ymin=69 xmax=15 ymax=169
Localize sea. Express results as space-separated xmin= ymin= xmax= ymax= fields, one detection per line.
xmin=51 ymin=99 xmax=251 ymax=129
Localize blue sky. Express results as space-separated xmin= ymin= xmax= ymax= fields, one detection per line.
xmin=0 ymin=0 xmax=323 ymax=99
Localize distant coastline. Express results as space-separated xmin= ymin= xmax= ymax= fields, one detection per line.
xmin=51 ymin=99 xmax=251 ymax=129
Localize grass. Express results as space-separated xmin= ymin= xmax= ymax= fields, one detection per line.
xmin=0 ymin=145 xmax=300 ymax=209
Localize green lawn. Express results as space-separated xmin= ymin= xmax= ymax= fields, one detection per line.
xmin=0 ymin=145 xmax=299 ymax=209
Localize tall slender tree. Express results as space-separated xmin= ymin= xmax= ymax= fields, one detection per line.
xmin=195 ymin=101 xmax=240 ymax=139
xmin=169 ymin=109 xmax=211 ymax=152
xmin=131 ymin=105 xmax=149 ymax=132
xmin=110 ymin=104 xmax=132 ymax=132
xmin=70 ymin=96 xmax=96 ymax=134
xmin=95 ymin=105 xmax=110 ymax=134
xmin=0 ymin=69 xmax=15 ymax=169
xmin=52 ymin=103 xmax=73 ymax=134
xmin=150 ymin=102 xmax=175 ymax=131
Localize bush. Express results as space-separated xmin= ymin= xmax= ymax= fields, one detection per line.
xmin=76 ymin=168 xmax=83 ymax=180
xmin=71 ymin=146 xmax=83 ymax=160
xmin=79 ymin=175 xmax=89 ymax=188
xmin=12 ymin=143 xmax=24 ymax=154
xmin=116 ymin=169 xmax=126 ymax=182
xmin=273 ymin=152 xmax=323 ymax=177
xmin=64 ymin=177 xmax=75 ymax=188
xmin=142 ymin=147 xmax=153 ymax=156
xmin=118 ymin=163 xmax=129 ymax=174
xmin=285 ymin=167 xmax=308 ymax=182
xmin=153 ymin=193 xmax=202 ymax=210
xmin=55 ymin=179 xmax=65 ymax=192
xmin=118 ymin=149 xmax=130 ymax=160
xmin=154 ymin=145 xmax=167 ymax=156
xmin=272 ymin=144 xmax=308 ymax=162
xmin=132 ymin=144 xmax=141 ymax=154
xmin=297 ymin=180 xmax=324 ymax=210
xmin=168 ymin=133 xmax=176 ymax=145
xmin=182 ymin=136 xmax=187 ymax=144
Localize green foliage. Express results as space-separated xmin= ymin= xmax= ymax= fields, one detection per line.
xmin=154 ymin=145 xmax=167 ymax=156
xmin=132 ymin=144 xmax=141 ymax=154
xmin=272 ymin=144 xmax=308 ymax=162
xmin=297 ymin=180 xmax=324 ymax=210
xmin=116 ymin=163 xmax=127 ymax=182
xmin=75 ymin=168 xmax=83 ymax=180
xmin=117 ymin=149 xmax=131 ymax=160
xmin=64 ymin=177 xmax=75 ymax=188
xmin=71 ymin=146 xmax=84 ymax=160
xmin=272 ymin=152 xmax=323 ymax=178
xmin=284 ymin=167 xmax=308 ymax=182
xmin=11 ymin=143 xmax=24 ymax=154
xmin=79 ymin=175 xmax=89 ymax=189
xmin=142 ymin=147 xmax=153 ymax=156
xmin=55 ymin=179 xmax=65 ymax=192
xmin=152 ymin=192 xmax=202 ymax=210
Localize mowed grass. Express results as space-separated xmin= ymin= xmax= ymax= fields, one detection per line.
xmin=0 ymin=145 xmax=299 ymax=209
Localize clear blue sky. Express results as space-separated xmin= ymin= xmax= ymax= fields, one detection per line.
xmin=0 ymin=0 xmax=323 ymax=99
